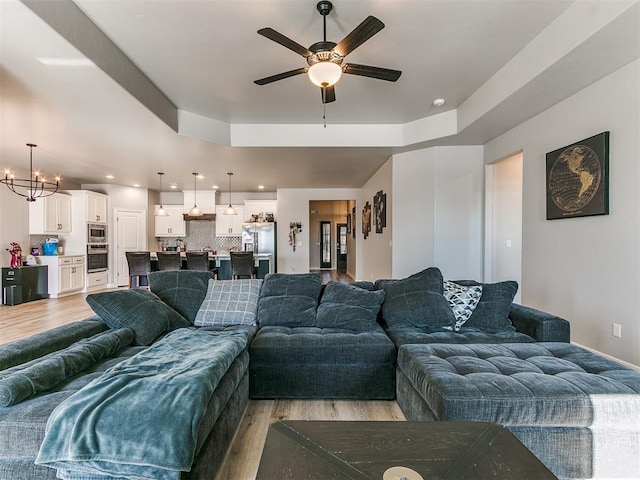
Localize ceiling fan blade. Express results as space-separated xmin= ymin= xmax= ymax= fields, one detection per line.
xmin=257 ymin=28 xmax=312 ymax=57
xmin=334 ymin=16 xmax=385 ymax=57
xmin=321 ymin=85 xmax=336 ymax=104
xmin=254 ymin=67 xmax=308 ymax=85
xmin=343 ymin=63 xmax=402 ymax=82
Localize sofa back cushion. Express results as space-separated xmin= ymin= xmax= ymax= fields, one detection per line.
xmin=315 ymin=281 xmax=385 ymax=331
xmin=149 ymin=270 xmax=214 ymax=323
xmin=194 ymin=279 xmax=262 ymax=327
xmin=86 ymin=289 xmax=190 ymax=345
xmin=375 ymin=267 xmax=455 ymax=329
xmin=452 ymin=280 xmax=518 ymax=332
xmin=257 ymin=273 xmax=322 ymax=327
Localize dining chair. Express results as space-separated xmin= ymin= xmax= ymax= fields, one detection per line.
xmin=125 ymin=251 xmax=151 ymax=288
xmin=185 ymin=251 xmax=217 ymax=278
xmin=230 ymin=251 xmax=255 ymax=279
xmin=156 ymin=251 xmax=182 ymax=271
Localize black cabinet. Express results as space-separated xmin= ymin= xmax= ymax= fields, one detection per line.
xmin=2 ymin=266 xmax=49 ymax=305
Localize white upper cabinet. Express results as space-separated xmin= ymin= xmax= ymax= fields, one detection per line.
xmin=215 ymin=205 xmax=244 ymax=236
xmin=29 ymin=193 xmax=72 ymax=234
xmin=155 ymin=205 xmax=186 ymax=237
xmin=87 ymin=192 xmax=108 ymax=223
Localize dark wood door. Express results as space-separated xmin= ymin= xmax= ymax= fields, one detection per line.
xmin=336 ymin=223 xmax=347 ymax=271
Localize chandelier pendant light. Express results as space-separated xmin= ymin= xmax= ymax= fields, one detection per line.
xmin=154 ymin=172 xmax=169 ymax=216
xmin=223 ymin=172 xmax=237 ymax=215
xmin=189 ymin=172 xmax=203 ymax=216
xmin=1 ymin=143 xmax=60 ymax=202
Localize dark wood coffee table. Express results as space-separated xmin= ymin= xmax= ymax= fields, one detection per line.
xmin=256 ymin=421 xmax=558 ymax=479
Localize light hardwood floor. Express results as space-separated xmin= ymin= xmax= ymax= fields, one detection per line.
xmin=0 ymin=285 xmax=406 ymax=480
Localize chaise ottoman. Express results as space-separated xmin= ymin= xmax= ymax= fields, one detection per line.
xmin=396 ymin=342 xmax=640 ymax=479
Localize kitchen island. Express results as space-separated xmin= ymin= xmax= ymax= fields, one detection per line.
xmin=150 ymin=252 xmax=273 ymax=279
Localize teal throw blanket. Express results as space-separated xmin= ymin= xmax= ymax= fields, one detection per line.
xmin=36 ymin=328 xmax=248 ymax=480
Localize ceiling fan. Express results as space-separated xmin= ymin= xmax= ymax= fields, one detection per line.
xmin=254 ymin=0 xmax=402 ymax=104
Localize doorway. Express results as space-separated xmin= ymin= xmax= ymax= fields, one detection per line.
xmin=320 ymin=221 xmax=331 ymax=268
xmin=336 ymin=223 xmax=347 ymax=271
xmin=485 ymin=152 xmax=523 ymax=302
xmin=114 ymin=209 xmax=147 ymax=286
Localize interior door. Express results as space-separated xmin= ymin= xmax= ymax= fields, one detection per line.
xmin=336 ymin=223 xmax=347 ymax=271
xmin=320 ymin=221 xmax=331 ymax=269
xmin=115 ymin=209 xmax=146 ymax=286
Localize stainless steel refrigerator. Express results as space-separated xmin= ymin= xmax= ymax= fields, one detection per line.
xmin=242 ymin=222 xmax=277 ymax=272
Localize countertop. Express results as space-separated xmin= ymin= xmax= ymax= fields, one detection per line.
xmin=150 ymin=251 xmax=272 ymax=259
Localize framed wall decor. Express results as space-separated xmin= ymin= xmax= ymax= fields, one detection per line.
xmin=373 ymin=189 xmax=386 ymax=234
xmin=546 ymin=131 xmax=609 ymax=220
xmin=352 ymin=206 xmax=356 ymax=238
xmin=346 ymin=212 xmax=351 ymax=234
xmin=362 ymin=202 xmax=371 ymax=239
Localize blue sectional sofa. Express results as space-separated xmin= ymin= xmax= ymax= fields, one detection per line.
xmin=0 ymin=268 xmax=637 ymax=479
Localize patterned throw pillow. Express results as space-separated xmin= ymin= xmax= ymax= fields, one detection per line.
xmin=443 ymin=280 xmax=483 ymax=331
xmin=194 ymin=279 xmax=262 ymax=327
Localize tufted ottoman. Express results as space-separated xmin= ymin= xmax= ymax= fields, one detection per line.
xmin=396 ymin=343 xmax=640 ymax=480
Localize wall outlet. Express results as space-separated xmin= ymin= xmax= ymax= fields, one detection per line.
xmin=612 ymin=323 xmax=622 ymax=338
xmin=290 ymin=267 xmax=294 ymax=273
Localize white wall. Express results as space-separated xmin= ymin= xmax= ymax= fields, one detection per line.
xmin=433 ymin=146 xmax=484 ymax=280
xmin=276 ymin=188 xmax=361 ymax=275
xmin=0 ymin=188 xmax=30 ymax=266
xmin=360 ymin=159 xmax=393 ymax=282
xmin=389 ymin=146 xmax=483 ymax=280
xmin=484 ymin=59 xmax=640 ymax=367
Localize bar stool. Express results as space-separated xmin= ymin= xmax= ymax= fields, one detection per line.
xmin=186 ymin=251 xmax=217 ymax=278
xmin=156 ymin=251 xmax=182 ymax=271
xmin=125 ymin=251 xmax=151 ymax=288
xmin=230 ymin=251 xmax=255 ymax=279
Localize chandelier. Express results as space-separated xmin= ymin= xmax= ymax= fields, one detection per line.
xmin=1 ymin=144 xmax=60 ymax=202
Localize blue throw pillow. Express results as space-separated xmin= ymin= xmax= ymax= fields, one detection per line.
xmin=257 ymin=273 xmax=322 ymax=327
xmin=452 ymin=280 xmax=518 ymax=332
xmin=315 ymin=281 xmax=385 ymax=331
xmin=86 ymin=289 xmax=190 ymax=345
xmin=149 ymin=271 xmax=214 ymax=323
xmin=376 ymin=267 xmax=455 ymax=329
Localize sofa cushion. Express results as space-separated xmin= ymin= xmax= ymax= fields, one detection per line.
xmin=194 ymin=279 xmax=262 ymax=327
xmin=149 ymin=271 xmax=214 ymax=323
xmin=315 ymin=281 xmax=384 ymax=331
xmin=86 ymin=289 xmax=190 ymax=345
xmin=453 ymin=280 xmax=518 ymax=332
xmin=385 ymin=327 xmax=535 ymax=347
xmin=376 ymin=267 xmax=455 ymax=329
xmin=443 ymin=280 xmax=483 ymax=331
xmin=257 ymin=273 xmax=322 ymax=327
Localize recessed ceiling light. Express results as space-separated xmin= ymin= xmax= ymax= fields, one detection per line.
xmin=132 ymin=184 xmax=141 ymax=188
xmin=212 ymin=185 xmax=219 ymax=189
xmin=36 ymin=57 xmax=95 ymax=67
xmin=197 ymin=174 xmax=205 ymax=179
xmin=105 ymin=175 xmax=114 ymax=179
xmin=258 ymin=185 xmax=265 ymax=190
xmin=170 ymin=184 xmax=178 ymax=189
xmin=432 ymin=98 xmax=446 ymax=107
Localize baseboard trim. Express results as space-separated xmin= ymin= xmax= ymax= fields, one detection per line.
xmin=571 ymin=341 xmax=640 ymax=371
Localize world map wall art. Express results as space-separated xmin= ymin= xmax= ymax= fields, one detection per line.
xmin=546 ymin=131 xmax=609 ymax=220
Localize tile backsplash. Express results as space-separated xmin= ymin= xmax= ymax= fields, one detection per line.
xmin=156 ymin=221 xmax=241 ymax=253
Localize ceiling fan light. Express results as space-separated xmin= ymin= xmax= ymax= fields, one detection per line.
xmin=308 ymin=62 xmax=342 ymax=87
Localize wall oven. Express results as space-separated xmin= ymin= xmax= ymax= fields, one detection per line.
xmin=88 ymin=223 xmax=107 ymax=244
xmin=87 ymin=245 xmax=108 ymax=273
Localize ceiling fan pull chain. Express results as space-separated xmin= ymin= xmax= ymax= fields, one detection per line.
xmin=323 ymin=102 xmax=327 ymax=128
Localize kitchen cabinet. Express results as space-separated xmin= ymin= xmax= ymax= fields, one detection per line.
xmin=155 ymin=205 xmax=186 ymax=237
xmin=36 ymin=255 xmax=85 ymax=298
xmin=29 ymin=193 xmax=72 ymax=234
xmin=87 ymin=192 xmax=108 ymax=223
xmin=215 ymin=205 xmax=244 ymax=236
xmin=244 ymin=200 xmax=277 ymax=222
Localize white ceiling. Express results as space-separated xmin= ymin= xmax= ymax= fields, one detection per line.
xmin=1 ymin=0 xmax=638 ymax=193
